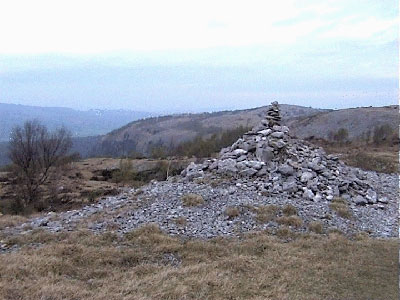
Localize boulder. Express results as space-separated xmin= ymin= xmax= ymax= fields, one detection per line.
xmin=354 ymin=195 xmax=368 ymax=206
xmin=255 ymin=147 xmax=274 ymax=163
xmin=300 ymin=171 xmax=314 ymax=183
xmin=232 ymin=149 xmax=247 ymax=157
xmin=278 ymin=164 xmax=294 ymax=176
xmin=271 ymin=131 xmax=284 ymax=138
xmin=303 ymin=188 xmax=315 ymax=200
xmin=217 ymin=159 xmax=238 ymax=175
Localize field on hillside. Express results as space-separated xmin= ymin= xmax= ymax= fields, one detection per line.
xmin=0 ymin=158 xmax=192 ymax=214
xmin=0 ymin=225 xmax=397 ymax=300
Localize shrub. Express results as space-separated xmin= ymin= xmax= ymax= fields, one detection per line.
xmin=308 ymin=221 xmax=324 ymax=234
xmin=225 ymin=206 xmax=240 ymax=219
xmin=173 ymin=217 xmax=187 ymax=226
xmin=276 ymin=226 xmax=294 ymax=239
xmin=112 ymin=159 xmax=134 ymax=183
xmin=373 ymin=124 xmax=394 ymax=146
xmin=181 ymin=193 xmax=205 ymax=207
xmin=329 ymin=198 xmax=352 ymax=219
xmin=255 ymin=205 xmax=279 ymax=223
xmin=282 ymin=204 xmax=297 ymax=216
xmin=276 ymin=216 xmax=303 ymax=228
xmin=87 ymin=190 xmax=104 ymax=203
xmin=334 ymin=128 xmax=349 ymax=143
xmin=8 ymin=120 xmax=72 ymax=210
xmin=345 ymin=151 xmax=397 ymax=174
xmin=174 ymin=126 xmax=251 ymax=158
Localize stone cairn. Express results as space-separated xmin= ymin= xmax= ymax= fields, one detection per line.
xmin=182 ymin=102 xmax=385 ymax=206
xmin=265 ymin=101 xmax=282 ymax=127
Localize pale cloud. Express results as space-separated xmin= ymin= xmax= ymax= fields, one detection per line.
xmin=0 ymin=0 xmax=396 ymax=54
xmin=0 ymin=0 xmax=397 ymax=111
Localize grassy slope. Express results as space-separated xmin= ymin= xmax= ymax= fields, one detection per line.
xmin=0 ymin=225 xmax=397 ymax=300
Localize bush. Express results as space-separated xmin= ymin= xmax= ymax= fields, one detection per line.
xmin=174 ymin=126 xmax=251 ymax=158
xmin=276 ymin=216 xmax=303 ymax=228
xmin=373 ymin=124 xmax=394 ymax=146
xmin=225 ymin=206 xmax=240 ymax=219
xmin=282 ymin=204 xmax=297 ymax=216
xmin=308 ymin=221 xmax=324 ymax=234
xmin=173 ymin=217 xmax=187 ymax=226
xmin=8 ymin=120 xmax=72 ymax=211
xmin=329 ymin=198 xmax=352 ymax=219
xmin=181 ymin=193 xmax=205 ymax=207
xmin=112 ymin=159 xmax=134 ymax=184
xmin=345 ymin=151 xmax=398 ymax=174
xmin=255 ymin=205 xmax=279 ymax=223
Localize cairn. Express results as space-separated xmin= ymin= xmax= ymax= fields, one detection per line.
xmin=265 ymin=101 xmax=282 ymax=127
xmin=182 ymin=102 xmax=384 ymax=206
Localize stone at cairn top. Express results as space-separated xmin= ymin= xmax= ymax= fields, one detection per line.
xmin=265 ymin=101 xmax=282 ymax=127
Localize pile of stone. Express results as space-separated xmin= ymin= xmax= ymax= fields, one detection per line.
xmin=265 ymin=101 xmax=282 ymax=127
xmin=182 ymin=102 xmax=386 ymax=206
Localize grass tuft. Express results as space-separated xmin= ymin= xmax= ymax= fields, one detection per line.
xmin=276 ymin=216 xmax=303 ymax=228
xmin=224 ymin=206 xmax=240 ymax=219
xmin=254 ymin=205 xmax=279 ymax=223
xmin=181 ymin=193 xmax=205 ymax=207
xmin=173 ymin=217 xmax=187 ymax=226
xmin=308 ymin=221 xmax=324 ymax=234
xmin=329 ymin=198 xmax=352 ymax=219
xmin=282 ymin=204 xmax=297 ymax=216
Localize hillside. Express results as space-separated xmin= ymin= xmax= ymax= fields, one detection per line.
xmin=98 ymin=104 xmax=328 ymax=156
xmin=1 ymin=104 xmax=397 ymax=167
xmin=0 ymin=104 xmax=398 ymax=299
xmin=97 ymin=104 xmax=398 ymax=157
xmin=0 ymin=103 xmax=153 ymax=142
xmin=288 ymin=105 xmax=399 ymax=140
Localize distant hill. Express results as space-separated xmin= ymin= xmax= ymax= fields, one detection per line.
xmin=97 ymin=104 xmax=398 ymax=157
xmin=0 ymin=103 xmax=154 ymax=142
xmin=97 ymin=104 xmax=329 ymax=157
xmin=0 ymin=104 xmax=397 ymax=167
xmin=287 ymin=105 xmax=399 ymax=140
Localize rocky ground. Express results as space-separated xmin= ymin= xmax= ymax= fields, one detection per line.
xmin=0 ymin=103 xmax=397 ymax=253
xmin=0 ymin=167 xmax=397 ymax=252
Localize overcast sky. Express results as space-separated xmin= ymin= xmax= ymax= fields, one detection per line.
xmin=0 ymin=0 xmax=398 ymax=112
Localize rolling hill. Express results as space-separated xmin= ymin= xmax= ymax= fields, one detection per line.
xmin=0 ymin=103 xmax=153 ymax=142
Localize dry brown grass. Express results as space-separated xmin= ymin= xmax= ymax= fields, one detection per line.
xmin=0 ymin=225 xmax=397 ymax=300
xmin=308 ymin=221 xmax=324 ymax=234
xmin=225 ymin=206 xmax=240 ymax=219
xmin=181 ymin=193 xmax=205 ymax=207
xmin=282 ymin=204 xmax=297 ymax=216
xmin=254 ymin=205 xmax=279 ymax=223
xmin=174 ymin=217 xmax=188 ymax=226
xmin=0 ymin=215 xmax=27 ymax=230
xmin=276 ymin=216 xmax=303 ymax=228
xmin=329 ymin=198 xmax=352 ymax=219
xmin=320 ymin=142 xmax=398 ymax=174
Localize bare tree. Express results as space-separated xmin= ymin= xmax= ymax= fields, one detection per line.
xmin=8 ymin=120 xmax=72 ymax=207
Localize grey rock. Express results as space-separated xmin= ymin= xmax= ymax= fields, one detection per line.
xmin=300 ymin=171 xmax=314 ymax=183
xmin=282 ymin=181 xmax=298 ymax=192
xmin=237 ymin=155 xmax=247 ymax=162
xmin=377 ymin=196 xmax=389 ymax=204
xmin=303 ymin=188 xmax=314 ymax=200
xmin=354 ymin=195 xmax=368 ymax=206
xmin=246 ymin=161 xmax=263 ymax=170
xmin=217 ymin=159 xmax=238 ymax=175
xmin=232 ymin=149 xmax=247 ymax=157
xmin=278 ymin=164 xmax=294 ymax=176
xmin=366 ymin=189 xmax=377 ymax=204
xmin=255 ymin=147 xmax=274 ymax=163
xmin=239 ymin=168 xmax=258 ymax=177
xmin=257 ymin=129 xmax=272 ymax=136
xmin=271 ymin=131 xmax=284 ymax=138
